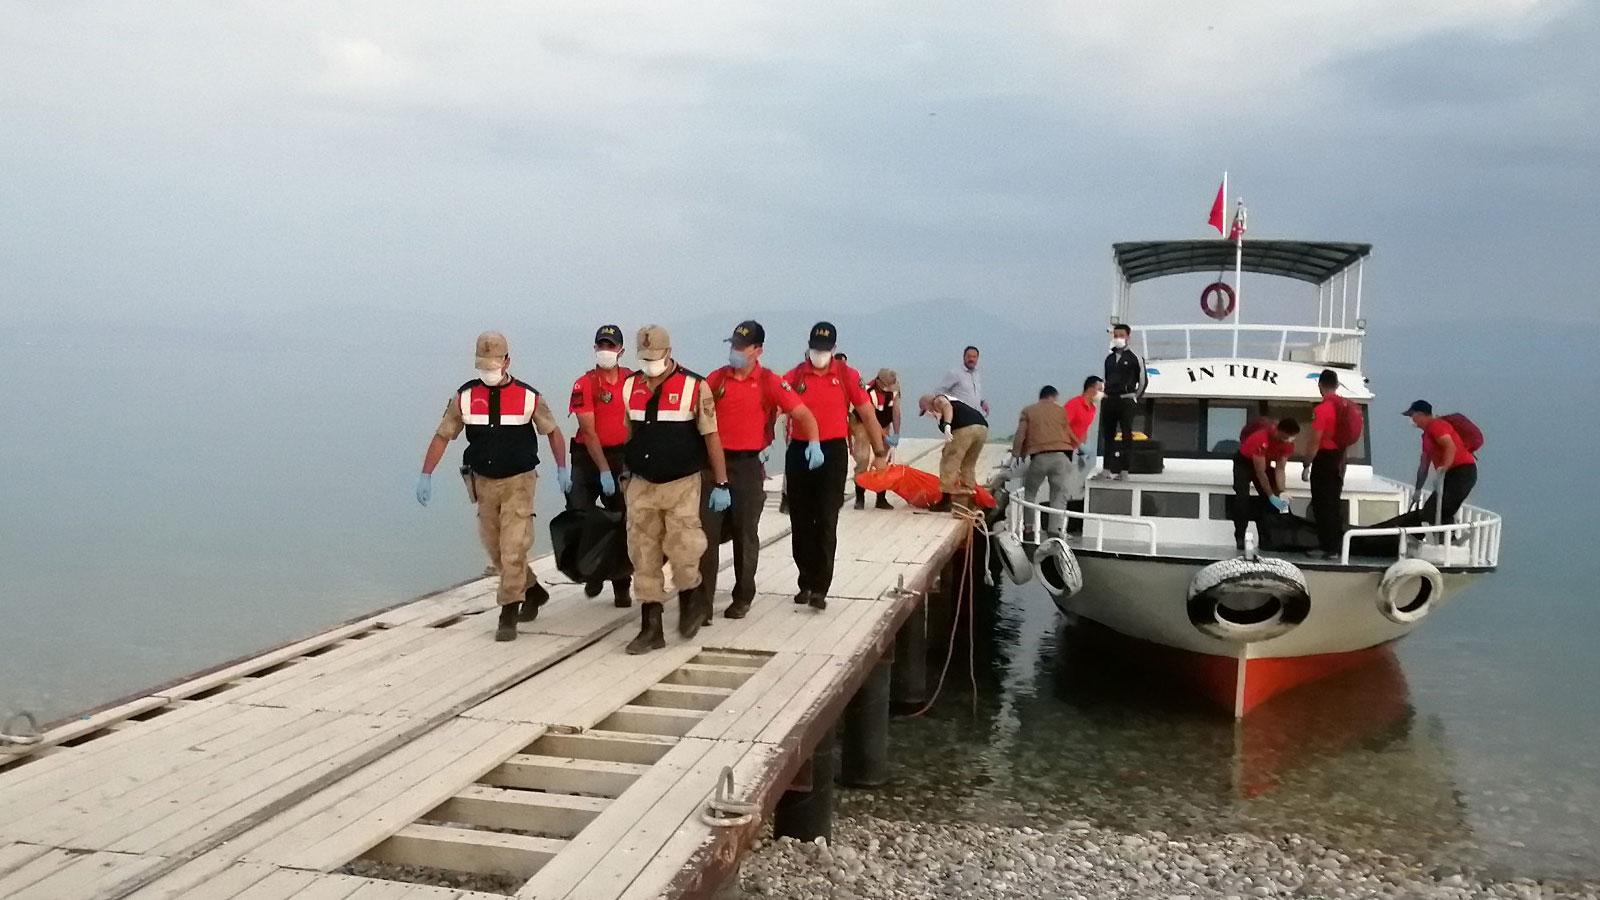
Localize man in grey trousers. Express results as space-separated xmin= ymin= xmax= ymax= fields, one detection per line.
xmin=1011 ymin=385 xmax=1076 ymax=533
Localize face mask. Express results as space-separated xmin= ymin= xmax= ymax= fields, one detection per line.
xmin=729 ymin=348 xmax=752 ymax=369
xmin=807 ymin=349 xmax=833 ymax=368
xmin=478 ymin=368 xmax=506 ymax=386
xmin=594 ymin=349 xmax=619 ymax=369
xmin=640 ymin=358 xmax=669 ymax=378
xmin=1111 ymin=338 xmax=1127 ymax=350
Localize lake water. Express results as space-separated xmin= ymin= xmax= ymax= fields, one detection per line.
xmin=1 ymin=315 xmax=1596 ymax=882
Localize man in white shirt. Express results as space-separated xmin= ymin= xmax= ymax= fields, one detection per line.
xmin=937 ymin=346 xmax=989 ymax=417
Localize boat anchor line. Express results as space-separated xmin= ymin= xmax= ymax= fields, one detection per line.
xmin=0 ymin=712 xmax=41 ymax=748
xmin=702 ymin=766 xmax=759 ymax=828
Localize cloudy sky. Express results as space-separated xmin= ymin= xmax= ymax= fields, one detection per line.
xmin=2 ymin=0 xmax=1595 ymax=334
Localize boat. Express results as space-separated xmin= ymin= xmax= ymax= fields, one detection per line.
xmin=1007 ymin=238 xmax=1502 ymax=717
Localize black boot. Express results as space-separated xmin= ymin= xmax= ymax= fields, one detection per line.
xmin=724 ymin=596 xmax=752 ymax=619
xmin=584 ymin=581 xmax=603 ymax=598
xmin=875 ymin=492 xmax=893 ymax=510
xmin=779 ymin=493 xmax=790 ymax=515
xmin=626 ymin=604 xmax=666 ymax=655
xmin=808 ymin=591 xmax=828 ymax=612
xmin=677 ymin=590 xmax=705 ymax=640
xmin=929 ymin=493 xmax=952 ymax=513
xmin=495 ymin=604 xmax=519 ymax=641
xmin=794 ymin=590 xmax=810 ymax=605
xmin=518 ymin=581 xmax=548 ymax=622
xmin=853 ymin=486 xmax=866 ymax=510
xmin=612 ymin=580 xmax=632 ymax=609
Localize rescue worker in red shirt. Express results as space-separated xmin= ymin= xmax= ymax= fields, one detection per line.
xmin=785 ymin=322 xmax=887 ymax=610
xmin=567 ymin=324 xmax=633 ymax=607
xmin=693 ymin=320 xmax=822 ymax=621
xmin=1233 ymin=417 xmax=1300 ymax=550
xmin=1061 ymin=375 xmax=1103 ymax=535
xmin=621 ymin=325 xmax=730 ymax=654
xmin=416 ymin=331 xmax=570 ymax=642
xmin=1405 ymin=400 xmax=1479 ymax=527
xmin=1302 ymin=369 xmax=1348 ymax=559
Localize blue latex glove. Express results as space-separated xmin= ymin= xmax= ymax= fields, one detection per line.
xmin=556 ymin=466 xmax=573 ymax=494
xmin=599 ymin=470 xmax=617 ymax=496
xmin=708 ymin=485 xmax=732 ymax=512
xmin=1269 ymin=495 xmax=1290 ymax=514
xmin=804 ymin=440 xmax=824 ymax=470
xmin=886 ymin=433 xmax=900 ymax=448
xmin=414 ymin=473 xmax=432 ymax=507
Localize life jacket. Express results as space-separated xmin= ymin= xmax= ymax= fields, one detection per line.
xmin=623 ymin=367 xmax=708 ymax=483
xmin=457 ymin=378 xmax=541 ymax=478
xmin=1441 ymin=412 xmax=1484 ymax=453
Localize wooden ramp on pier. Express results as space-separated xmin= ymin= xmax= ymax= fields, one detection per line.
xmin=0 ymin=439 xmax=1005 ymax=900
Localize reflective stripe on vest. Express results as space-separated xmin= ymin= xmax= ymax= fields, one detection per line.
xmin=868 ymin=387 xmax=891 ymax=411
xmin=460 ymin=383 xmax=538 ymax=426
xmin=624 ymin=371 xmax=700 ymax=423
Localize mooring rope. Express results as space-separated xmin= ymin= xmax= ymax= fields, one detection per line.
xmin=908 ymin=503 xmax=988 ymax=718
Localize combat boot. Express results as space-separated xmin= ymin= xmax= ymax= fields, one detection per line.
xmin=626 ymin=604 xmax=666 ymax=655
xmin=875 ymin=493 xmax=894 ymax=510
xmin=518 ymin=580 xmax=549 ymax=622
xmin=612 ymin=581 xmax=632 ymax=609
xmin=495 ymin=604 xmax=519 ymax=642
xmin=929 ymin=493 xmax=952 ymax=513
xmin=853 ymin=486 xmax=866 ymax=510
xmin=724 ymin=596 xmax=752 ymax=619
xmin=584 ymin=581 xmax=603 ymax=598
xmin=677 ymin=590 xmax=705 ymax=640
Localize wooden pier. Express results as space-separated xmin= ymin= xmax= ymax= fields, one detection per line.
xmin=0 ymin=439 xmax=1004 ymax=900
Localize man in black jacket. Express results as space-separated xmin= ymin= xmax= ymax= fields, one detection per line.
xmin=1100 ymin=323 xmax=1145 ymax=480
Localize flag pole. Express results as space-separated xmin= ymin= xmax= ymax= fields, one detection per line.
xmin=1232 ymin=194 xmax=1243 ymax=357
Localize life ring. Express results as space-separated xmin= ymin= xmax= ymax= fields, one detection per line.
xmin=990 ymin=525 xmax=1034 ymax=586
xmin=1378 ymin=558 xmax=1443 ymax=624
xmin=1187 ymin=557 xmax=1309 ymax=642
xmin=1034 ymin=537 xmax=1083 ymax=599
xmin=1200 ymin=281 xmax=1236 ymax=320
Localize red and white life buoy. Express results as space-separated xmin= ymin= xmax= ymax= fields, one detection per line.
xmin=1201 ymin=282 xmax=1236 ymax=320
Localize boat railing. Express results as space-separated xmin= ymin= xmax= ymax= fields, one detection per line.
xmin=1339 ymin=501 xmax=1502 ymax=568
xmin=1005 ymin=490 xmax=1160 ymax=554
xmin=1137 ymin=323 xmax=1364 ymax=367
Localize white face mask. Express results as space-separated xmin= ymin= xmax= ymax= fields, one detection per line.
xmin=595 ymin=349 xmax=620 ymax=369
xmin=640 ymin=358 xmax=669 ymax=378
xmin=478 ymin=367 xmax=506 ymax=386
xmin=1111 ymin=338 xmax=1127 ymax=350
xmin=807 ymin=349 xmax=833 ymax=368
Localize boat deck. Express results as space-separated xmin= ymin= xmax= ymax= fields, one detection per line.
xmin=0 ymin=439 xmax=1005 ymax=900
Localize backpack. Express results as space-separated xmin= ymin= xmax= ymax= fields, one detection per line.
xmin=1441 ymin=412 xmax=1484 ymax=453
xmin=1239 ymin=416 xmax=1275 ymax=445
xmin=1333 ymin=397 xmax=1364 ymax=450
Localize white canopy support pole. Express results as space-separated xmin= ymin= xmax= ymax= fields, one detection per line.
xmin=1109 ymin=248 xmax=1120 ymax=325
xmin=1231 ymin=198 xmax=1243 ymax=358
xmin=1354 ymin=257 xmax=1365 ymax=324
xmin=1340 ymin=268 xmax=1349 ymax=329
xmin=1318 ymin=280 xmax=1326 ymax=330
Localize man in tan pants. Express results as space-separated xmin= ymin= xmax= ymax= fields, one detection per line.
xmin=620 ymin=325 xmax=731 ymax=654
xmin=919 ymin=393 xmax=989 ymax=512
xmin=417 ymin=332 xmax=570 ymax=641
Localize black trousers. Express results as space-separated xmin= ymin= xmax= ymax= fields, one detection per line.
xmin=1231 ymin=453 xmax=1276 ymax=544
xmin=695 ymin=452 xmax=767 ymax=606
xmin=567 ymin=441 xmax=630 ymax=594
xmin=1309 ymin=448 xmax=1346 ymax=553
xmin=1100 ymin=395 xmax=1137 ymax=474
xmin=786 ymin=438 xmax=848 ymax=595
xmin=1425 ymin=463 xmax=1478 ymax=526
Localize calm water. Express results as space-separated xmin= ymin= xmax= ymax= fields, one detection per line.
xmin=1 ymin=317 xmax=1596 ymax=881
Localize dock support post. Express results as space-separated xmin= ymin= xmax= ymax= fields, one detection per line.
xmin=773 ymin=727 xmax=835 ymax=842
xmin=890 ymin=607 xmax=928 ymax=712
xmin=839 ymin=656 xmax=891 ymax=787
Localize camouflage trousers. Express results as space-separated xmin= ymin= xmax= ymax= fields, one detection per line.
xmin=624 ymin=472 xmax=707 ymax=604
xmin=474 ymin=470 xmax=539 ymax=607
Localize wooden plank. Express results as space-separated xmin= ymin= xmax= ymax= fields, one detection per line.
xmin=756 ymin=657 xmax=852 ymax=746
xmin=479 ymin=755 xmax=648 ymax=798
xmin=595 ymin=705 xmax=705 ymax=738
xmin=512 ymin=738 xmax=718 ymax=899
xmin=0 ymin=842 xmax=52 ymax=877
xmin=630 ymin=683 xmax=734 ymax=712
xmin=463 ymin=638 xmax=700 ymax=727
xmin=155 ymin=622 xmax=383 ymax=702
xmin=0 ymin=696 xmax=170 ymax=766
xmin=123 ymin=856 xmax=278 ymax=900
xmin=683 ymin=653 xmax=809 ymax=742
xmin=210 ymin=628 xmax=440 ymax=708
xmin=688 ymin=650 xmax=769 ymax=669
xmin=0 ymin=698 xmax=225 ymax=801
xmin=426 ymin=784 xmax=606 ymax=837
xmin=8 ymin=849 xmax=165 ymax=900
xmin=530 ymin=732 xmax=675 ymax=766
xmin=238 ymin=719 xmax=543 ymax=870
xmin=658 ymin=663 xmax=754 ymax=690
xmin=227 ymin=868 xmax=325 ymax=900
xmin=366 ymin=823 xmax=564 ymax=881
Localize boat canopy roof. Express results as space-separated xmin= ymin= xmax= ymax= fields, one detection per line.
xmin=1113 ymin=240 xmax=1372 ymax=285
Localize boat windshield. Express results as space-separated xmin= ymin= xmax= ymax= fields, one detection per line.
xmin=1140 ymin=398 xmax=1372 ymax=464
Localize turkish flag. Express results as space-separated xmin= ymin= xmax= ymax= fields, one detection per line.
xmin=1208 ymin=181 xmax=1226 ymax=234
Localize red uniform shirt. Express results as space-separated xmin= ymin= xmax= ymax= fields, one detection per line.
xmin=1422 ymin=418 xmax=1476 ymax=469
xmin=786 ymin=360 xmax=869 ymax=441
xmin=706 ymin=364 xmax=804 ymax=451
xmin=569 ymin=367 xmax=633 ymax=449
xmin=1240 ymin=428 xmax=1295 ymax=462
xmin=1312 ymin=397 xmax=1341 ymax=450
xmin=1063 ymin=395 xmax=1097 ymax=443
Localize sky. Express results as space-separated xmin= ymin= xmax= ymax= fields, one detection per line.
xmin=1 ymin=0 xmax=1596 ymax=337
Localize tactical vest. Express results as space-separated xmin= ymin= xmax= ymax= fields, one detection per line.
xmin=944 ymin=395 xmax=987 ymax=429
xmin=623 ymin=367 xmax=707 ymax=483
xmin=867 ymin=383 xmax=895 ymax=428
xmin=458 ymin=378 xmax=541 ymax=478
